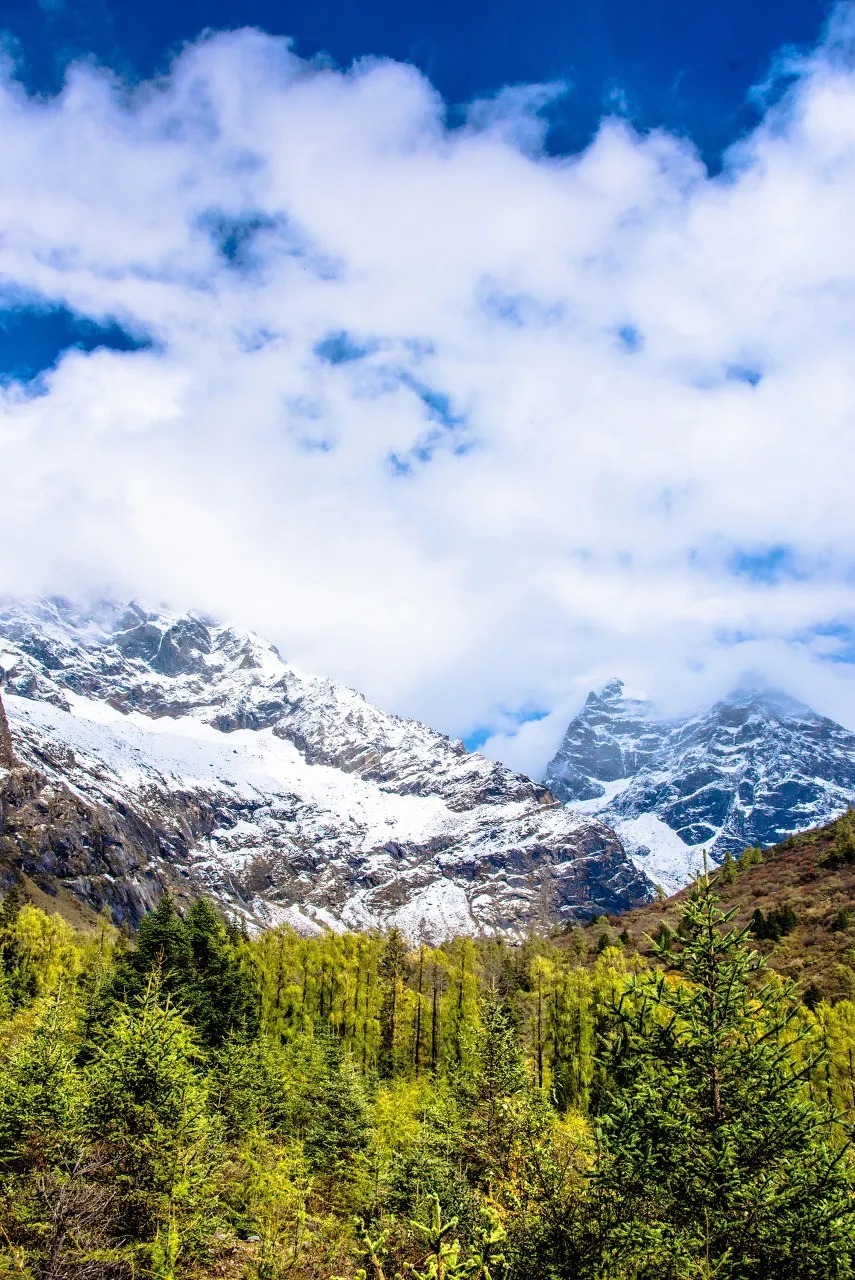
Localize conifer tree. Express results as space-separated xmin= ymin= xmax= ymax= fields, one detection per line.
xmin=443 ymin=939 xmax=480 ymax=1073
xmin=184 ymin=896 xmax=259 ymax=1045
xmin=592 ymin=875 xmax=855 ymax=1279
xmin=0 ymin=896 xmax=82 ymax=1008
xmin=85 ymin=974 xmax=219 ymax=1274
xmin=111 ymin=892 xmax=192 ymax=1005
xmin=833 ymin=808 xmax=855 ymax=865
xmin=0 ymin=987 xmax=85 ymax=1171
xmin=550 ymin=965 xmax=595 ymax=1112
xmin=4 ymin=885 xmax=855 ymax=1279
xmin=301 ymin=1032 xmax=368 ymax=1188
xmin=457 ymin=1000 xmax=536 ymax=1188
xmin=109 ymin=894 xmax=258 ymax=1046
xmin=0 ymin=884 xmax=26 ymax=1005
xmin=379 ymin=928 xmax=409 ymax=1077
xmin=0 ymin=882 xmax=25 ymax=932
xmin=739 ymin=844 xmax=764 ymax=869
xmin=718 ymin=847 xmax=737 ymax=884
xmin=209 ymin=1036 xmax=291 ymax=1141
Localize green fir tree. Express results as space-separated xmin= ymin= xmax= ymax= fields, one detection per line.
xmin=592 ymin=875 xmax=855 ymax=1279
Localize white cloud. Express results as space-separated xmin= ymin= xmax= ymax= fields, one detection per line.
xmin=2 ymin=15 xmax=855 ymax=774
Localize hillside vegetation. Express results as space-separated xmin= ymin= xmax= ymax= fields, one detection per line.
xmin=588 ymin=809 xmax=855 ymax=1003
xmin=2 ymin=873 xmax=855 ymax=1279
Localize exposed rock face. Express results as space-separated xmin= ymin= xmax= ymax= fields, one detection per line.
xmin=0 ymin=673 xmax=206 ymax=923
xmin=0 ymin=687 xmax=16 ymax=769
xmin=545 ymin=679 xmax=855 ymax=893
xmin=0 ymin=598 xmax=653 ymax=936
xmin=545 ymin=679 xmax=671 ymax=803
xmin=0 ymin=758 xmax=207 ymax=925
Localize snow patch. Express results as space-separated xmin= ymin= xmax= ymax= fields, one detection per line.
xmin=570 ymin=777 xmax=632 ymax=814
xmin=388 ymin=880 xmax=475 ymax=943
xmin=613 ymin=814 xmax=708 ymax=897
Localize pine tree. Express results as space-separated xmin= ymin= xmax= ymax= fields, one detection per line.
xmin=0 ymin=884 xmax=26 ymax=1000
xmin=0 ymin=987 xmax=85 ymax=1171
xmin=84 ymin=973 xmax=219 ymax=1274
xmin=184 ymin=896 xmax=259 ymax=1046
xmin=739 ymin=844 xmax=764 ymax=869
xmin=591 ymin=875 xmax=855 ymax=1279
xmin=301 ymin=1033 xmax=368 ymax=1185
xmin=378 ymin=928 xmax=409 ymax=1077
xmin=550 ymin=965 xmax=595 ymax=1113
xmin=457 ymin=999 xmax=538 ymax=1188
xmin=443 ymin=939 xmax=480 ymax=1074
xmin=718 ymin=848 xmax=737 ymax=884
xmin=111 ymin=893 xmax=193 ymax=1005
xmin=751 ymin=902 xmax=798 ymax=943
xmin=0 ymin=882 xmax=25 ymax=932
xmin=210 ymin=1036 xmax=291 ymax=1141
xmin=109 ymin=894 xmax=259 ymax=1046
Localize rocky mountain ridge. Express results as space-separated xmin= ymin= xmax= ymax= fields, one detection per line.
xmin=0 ymin=597 xmax=652 ymax=937
xmin=545 ymin=678 xmax=855 ymax=893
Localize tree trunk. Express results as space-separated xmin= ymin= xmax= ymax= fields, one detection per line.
xmin=536 ymin=973 xmax=544 ymax=1090
xmin=413 ymin=945 xmax=424 ymax=1072
xmin=430 ymin=969 xmax=439 ymax=1072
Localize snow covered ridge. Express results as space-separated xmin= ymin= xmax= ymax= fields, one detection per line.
xmin=545 ymin=678 xmax=855 ymax=895
xmin=0 ymin=597 xmax=652 ymax=938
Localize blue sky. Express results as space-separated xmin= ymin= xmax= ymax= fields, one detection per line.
xmin=0 ymin=0 xmax=854 ymax=775
xmin=3 ymin=0 xmax=832 ymax=164
xmin=0 ymin=1 xmax=837 ymax=406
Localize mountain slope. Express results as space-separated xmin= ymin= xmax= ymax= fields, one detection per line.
xmin=586 ymin=812 xmax=855 ymax=1004
xmin=545 ymin=679 xmax=855 ymax=893
xmin=0 ymin=598 xmax=652 ymax=937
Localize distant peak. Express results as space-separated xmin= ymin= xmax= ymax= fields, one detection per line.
xmin=584 ymin=677 xmax=625 ymax=707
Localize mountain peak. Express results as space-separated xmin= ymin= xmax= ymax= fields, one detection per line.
xmin=545 ymin=680 xmax=855 ymax=895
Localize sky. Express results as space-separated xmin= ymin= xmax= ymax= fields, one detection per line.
xmin=1 ymin=0 xmax=855 ymax=777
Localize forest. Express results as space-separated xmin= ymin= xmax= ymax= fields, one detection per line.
xmin=2 ymin=867 xmax=855 ymax=1280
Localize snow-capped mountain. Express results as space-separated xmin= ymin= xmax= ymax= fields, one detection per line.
xmin=545 ymin=678 xmax=855 ymax=893
xmin=0 ymin=598 xmax=651 ymax=938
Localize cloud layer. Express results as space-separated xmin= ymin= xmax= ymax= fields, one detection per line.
xmin=1 ymin=12 xmax=855 ymax=775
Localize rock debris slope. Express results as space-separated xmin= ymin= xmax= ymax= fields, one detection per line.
xmin=0 ymin=599 xmax=651 ymax=937
xmin=545 ymin=679 xmax=855 ymax=893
